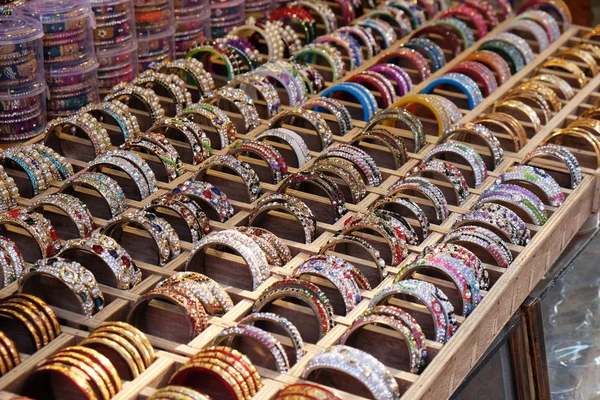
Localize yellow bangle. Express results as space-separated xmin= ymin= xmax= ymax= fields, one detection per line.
xmin=568 ymin=117 xmax=600 ymax=136
xmin=517 ymin=82 xmax=563 ymax=112
xmin=6 ymin=294 xmax=61 ymax=338
xmin=538 ymin=58 xmax=587 ymax=88
xmin=82 ymin=336 xmax=141 ymax=379
xmin=85 ymin=331 xmax=146 ymax=375
xmin=92 ymin=322 xmax=155 ymax=369
xmin=493 ymin=99 xmax=542 ymax=133
xmin=42 ymin=356 xmax=112 ymax=400
xmin=65 ymin=345 xmax=122 ymax=395
xmin=556 ymin=48 xmax=599 ymax=77
xmin=390 ymin=94 xmax=451 ymax=136
xmin=544 ymin=128 xmax=600 ymax=167
xmin=170 ymin=361 xmax=246 ymax=400
xmin=0 ymin=305 xmax=43 ymax=350
xmin=149 ymin=386 xmax=211 ymax=400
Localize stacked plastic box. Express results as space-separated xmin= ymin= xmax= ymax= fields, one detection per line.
xmin=0 ymin=14 xmax=46 ymax=141
xmin=211 ymin=0 xmax=245 ymax=38
xmin=135 ymin=0 xmax=175 ymax=71
xmin=92 ymin=0 xmax=139 ymax=95
xmin=246 ymin=0 xmax=273 ymax=19
xmin=21 ymin=0 xmax=99 ymax=119
xmin=174 ymin=0 xmax=211 ymax=58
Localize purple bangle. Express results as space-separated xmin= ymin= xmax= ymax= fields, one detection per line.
xmin=368 ymin=64 xmax=412 ymax=96
xmin=504 ymin=19 xmax=550 ymax=52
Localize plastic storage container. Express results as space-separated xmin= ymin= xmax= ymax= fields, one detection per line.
xmin=96 ymin=40 xmax=138 ymax=95
xmin=246 ymin=0 xmax=273 ymax=19
xmin=46 ymin=57 xmax=100 ymax=119
xmin=92 ymin=0 xmax=136 ymax=49
xmin=175 ymin=11 xmax=211 ymax=58
xmin=0 ymin=15 xmax=45 ymax=90
xmin=135 ymin=0 xmax=175 ymax=36
xmin=137 ymin=27 xmax=175 ymax=71
xmin=210 ymin=0 xmax=244 ymax=38
xmin=0 ymin=82 xmax=47 ymax=142
xmin=21 ymin=0 xmax=97 ymax=66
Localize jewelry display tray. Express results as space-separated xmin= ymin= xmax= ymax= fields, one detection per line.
xmin=1 ymin=8 xmax=600 ymax=400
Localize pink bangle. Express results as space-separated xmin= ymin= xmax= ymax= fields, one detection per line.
xmin=449 ymin=60 xmax=498 ymax=96
xmin=496 ymin=0 xmax=514 ymax=18
xmin=438 ymin=4 xmax=488 ymax=39
xmin=347 ymin=72 xmax=396 ymax=108
xmin=379 ymin=48 xmax=430 ymax=82
xmin=464 ymin=0 xmax=499 ymax=28
xmin=465 ymin=50 xmax=512 ymax=85
xmin=368 ymin=64 xmax=412 ymax=96
xmin=336 ymin=0 xmax=356 ymax=25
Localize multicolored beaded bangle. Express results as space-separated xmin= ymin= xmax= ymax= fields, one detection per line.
xmin=370 ymin=195 xmax=431 ymax=241
xmin=320 ymin=234 xmax=387 ymax=283
xmin=269 ymin=108 xmax=333 ymax=150
xmin=441 ymin=122 xmax=504 ymax=170
xmin=195 ymin=154 xmax=261 ymax=202
xmin=365 ymin=107 xmax=426 ymax=152
xmin=368 ymin=63 xmax=412 ymax=97
xmin=438 ymin=4 xmax=488 ymax=39
xmin=449 ymin=60 xmax=498 ymax=97
xmin=504 ymin=19 xmax=550 ymax=52
xmin=202 ymin=87 xmax=261 ymax=133
xmin=29 ymin=193 xmax=94 ymax=238
xmin=173 ymin=180 xmax=234 ymax=222
xmin=424 ymin=142 xmax=488 ymax=188
xmin=350 ymin=128 xmax=409 ymax=169
xmin=82 ymin=101 xmax=142 ymax=143
xmin=465 ymin=50 xmax=512 ymax=86
xmin=45 ymin=113 xmax=112 ymax=159
xmin=229 ymin=74 xmax=281 ymax=119
xmin=412 ymin=25 xmax=461 ymax=58
xmin=379 ymin=48 xmax=430 ymax=82
xmin=409 ymin=160 xmax=470 ymax=205
xmin=122 ymin=136 xmax=184 ymax=182
xmin=445 ymin=225 xmax=513 ymax=268
xmin=317 ymin=143 xmax=382 ymax=187
xmin=178 ymin=103 xmax=238 ymax=149
xmin=292 ymin=43 xmax=346 ymax=82
xmin=356 ymin=18 xmax=397 ymax=49
xmin=229 ymin=139 xmax=288 ymax=184
xmin=154 ymin=58 xmax=215 ymax=99
xmin=302 ymin=97 xmax=352 ymax=136
xmin=105 ymin=82 xmax=166 ymax=128
xmin=133 ymin=70 xmax=193 ymax=116
xmin=458 ymin=202 xmax=531 ymax=246
xmin=255 ymin=128 xmax=311 ymax=168
xmin=424 ymin=241 xmax=489 ymax=290
xmin=404 ymin=38 xmax=446 ymax=72
xmin=496 ymin=165 xmax=564 ymax=207
xmin=388 ymin=176 xmax=450 ymax=222
xmin=521 ymin=144 xmax=582 ymax=189
xmin=60 ymin=172 xmax=127 ymax=218
xmin=0 ymin=236 xmax=25 ymax=288
xmin=0 ymin=208 xmax=60 ymax=259
xmin=422 ymin=72 xmax=483 ymax=110
xmin=311 ymin=158 xmax=367 ymax=203
xmin=479 ymin=183 xmax=548 ymax=226
xmin=315 ymin=33 xmax=363 ymax=71
xmin=479 ymin=40 xmax=525 ymax=74
xmin=337 ymin=26 xmax=379 ymax=60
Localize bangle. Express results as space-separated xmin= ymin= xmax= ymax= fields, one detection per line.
xmin=101 ymin=149 xmax=158 ymax=194
xmin=0 ymin=166 xmax=18 ymax=213
xmin=45 ymin=112 xmax=112 ymax=159
xmin=173 ymin=180 xmax=234 ymax=222
xmin=311 ymin=158 xmax=367 ymax=203
xmin=424 ymin=241 xmax=489 ymax=289
xmin=147 ymin=118 xmax=213 ymax=165
xmin=388 ymin=176 xmax=450 ymax=223
xmin=449 ymin=61 xmax=498 ymax=97
xmin=479 ymin=40 xmax=525 ymax=75
xmin=391 ymin=94 xmax=453 ymax=136
xmin=317 ymin=143 xmax=383 ymax=186
xmin=337 ymin=26 xmax=379 ymax=60
xmin=515 ymin=82 xmax=562 ymax=112
xmin=229 ymin=139 xmax=289 ymax=184
xmin=438 ymin=4 xmax=488 ymax=39
xmin=424 ymin=142 xmax=488 ymax=188
xmin=88 ymin=154 xmax=152 ymax=200
xmin=256 ymin=128 xmax=311 ymax=168
xmin=422 ymin=72 xmax=483 ymax=110
xmin=103 ymin=210 xmax=181 ymax=266
xmin=475 ymin=112 xmax=528 ymax=152
xmin=371 ymin=279 xmax=456 ymax=342
xmin=127 ymin=285 xmax=208 ymax=341
xmin=341 ymin=212 xmax=409 ymax=265
xmin=23 ymin=363 xmax=101 ymax=399
xmin=379 ymin=48 xmax=430 ymax=82
xmin=367 ymin=6 xmax=412 ymax=38
xmin=465 ymin=50 xmax=512 ymax=86
xmin=504 ymin=19 xmax=550 ymax=52
xmin=156 ymin=271 xmax=234 ymax=316
xmin=464 ymin=0 xmax=498 ymax=27
xmin=530 ymin=74 xmax=574 ymax=101
xmin=321 ymin=82 xmax=378 ymax=122
xmin=276 ymin=383 xmax=341 ymax=399
xmin=236 ymin=226 xmax=292 ymax=267
xmin=456 ymin=202 xmax=531 ymax=246
xmin=20 ymin=257 xmax=104 ymax=317
xmin=441 ymin=122 xmax=504 ymax=170
xmin=202 ymin=87 xmax=260 ymax=133
xmin=249 ymin=193 xmax=317 ymax=244
xmin=515 ymin=10 xmax=561 ymax=43
xmin=179 ymin=103 xmax=237 ymax=149
xmin=0 ymin=209 xmax=57 ymax=260
xmin=519 ymin=0 xmax=571 ymax=29
xmin=229 ymin=74 xmax=281 ymax=119
xmin=0 ymin=236 xmax=25 ymax=287
xmin=302 ymin=97 xmax=352 ymax=136
xmin=303 ymin=345 xmax=400 ymax=399
xmin=149 ymin=386 xmax=210 ymax=400
xmin=258 ymin=20 xmax=303 ymax=57
xmin=230 ymin=20 xmax=285 ymax=63
xmin=154 ymin=58 xmax=215 ymax=99
xmin=270 ymin=108 xmax=333 ymax=149
xmin=413 ymin=25 xmax=461 ymax=58
xmin=489 ymin=32 xmax=535 ymax=64
xmin=351 ymin=128 xmax=409 ymax=169
xmin=0 ymin=330 xmax=20 ymax=373
xmin=556 ymin=48 xmax=599 ymax=77
xmin=0 ymin=149 xmax=49 ymax=196
xmin=315 ymin=33 xmax=363 ymax=71
xmin=493 ymin=99 xmax=542 ymax=133
xmin=409 ymin=160 xmax=470 ymax=205
xmin=432 ymin=18 xmax=475 ymax=51
xmin=143 ymin=193 xmax=211 ymax=243
xmin=269 ymin=6 xmax=317 ymax=44
xmin=60 ymin=172 xmax=127 ymax=219
xmin=185 ymin=229 xmax=270 ymax=290
xmin=292 ymin=43 xmax=346 ymax=82
xmin=445 ymin=225 xmax=512 ymax=268
xmin=253 ymin=278 xmax=335 ymax=340
xmin=58 ymin=232 xmax=140 ymax=290
xmin=29 ymin=193 xmax=95 ymax=238
xmin=543 ymin=128 xmax=600 ymax=168
xmin=32 ymin=143 xmax=74 ymax=181
xmin=479 ymin=184 xmax=547 ymax=225
xmin=253 ymin=62 xmax=302 ymax=107
xmin=522 ymin=144 xmax=582 ymax=189
xmin=292 ymin=1 xmax=337 ymax=33
xmin=368 ymin=63 xmax=412 ymax=97
xmin=134 ymin=70 xmax=192 ymax=116
xmin=212 ymin=325 xmax=290 ymax=373
xmin=121 ymin=137 xmax=184 ymax=182
xmin=370 ymin=195 xmax=431 ymax=242
xmin=82 ymin=101 xmax=142 ymax=143
xmin=347 ymin=71 xmax=397 ymax=108
xmin=105 ymin=83 xmax=166 ymax=129
xmin=195 ymin=154 xmax=261 ymax=202
xmin=496 ymin=165 xmax=564 ymax=206
xmin=364 ymin=107 xmax=425 ymax=152
xmin=404 ymin=38 xmax=446 ymax=72
xmin=356 ymin=18 xmax=397 ymax=49
xmin=320 ymin=234 xmax=387 ymax=283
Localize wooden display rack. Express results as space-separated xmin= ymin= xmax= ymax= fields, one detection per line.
xmin=0 ymin=12 xmax=599 ymax=400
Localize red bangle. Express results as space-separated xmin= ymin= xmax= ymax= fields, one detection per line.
xmin=464 ymin=0 xmax=499 ymax=28
xmin=465 ymin=50 xmax=512 ymax=85
xmin=413 ymin=25 xmax=462 ymax=58
xmin=416 ymin=0 xmax=436 ymax=19
xmin=336 ymin=0 xmax=356 ymax=25
xmin=347 ymin=71 xmax=396 ymax=108
xmin=379 ymin=48 xmax=431 ymax=82
xmin=449 ymin=60 xmax=498 ymax=96
xmin=438 ymin=4 xmax=488 ymax=39
xmin=269 ymin=6 xmax=315 ymax=22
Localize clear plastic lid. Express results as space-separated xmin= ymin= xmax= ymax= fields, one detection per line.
xmin=0 ymin=79 xmax=47 ymax=100
xmin=0 ymin=15 xmax=43 ymax=44
xmin=45 ymin=56 xmax=99 ymax=78
xmin=21 ymin=0 xmax=94 ymax=25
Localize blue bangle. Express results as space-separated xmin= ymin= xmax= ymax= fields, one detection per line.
xmin=339 ymin=33 xmax=364 ymax=71
xmin=357 ymin=19 xmax=397 ymax=49
xmin=321 ymin=82 xmax=378 ymax=121
xmin=9 ymin=157 xmax=37 ymax=194
xmin=404 ymin=38 xmax=446 ymax=72
xmin=422 ymin=72 xmax=483 ymax=110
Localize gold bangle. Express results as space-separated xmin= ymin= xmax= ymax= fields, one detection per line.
xmin=556 ymin=48 xmax=599 ymax=77
xmin=4 ymin=294 xmax=61 ymax=338
xmin=0 ymin=330 xmax=20 ymax=368
xmin=65 ymin=345 xmax=122 ymax=395
xmin=493 ymin=99 xmax=541 ymax=133
xmin=538 ymin=58 xmax=587 ymax=88
xmin=25 ymin=363 xmax=100 ymax=400
xmin=82 ymin=336 xmax=141 ymax=379
xmin=42 ymin=355 xmax=112 ymax=400
xmin=86 ymin=331 xmax=146 ymax=375
xmin=530 ymin=74 xmax=575 ymax=101
xmin=502 ymin=89 xmax=552 ymax=125
xmin=92 ymin=322 xmax=155 ymax=369
xmin=517 ymin=82 xmax=563 ymax=112
xmin=149 ymin=386 xmax=211 ymax=400
xmin=568 ymin=117 xmax=600 ymax=136
xmin=544 ymin=128 xmax=600 ymax=167
xmin=475 ymin=112 xmax=528 ymax=151
xmin=185 ymin=357 xmax=252 ymax=399
xmin=0 ymin=305 xmax=43 ymax=350
xmin=58 ymin=347 xmax=120 ymax=398
xmin=169 ymin=361 xmax=246 ymax=400
xmin=2 ymin=297 xmax=55 ymax=344
xmin=0 ymin=301 xmax=50 ymax=347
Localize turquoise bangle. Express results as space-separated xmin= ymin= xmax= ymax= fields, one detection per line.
xmin=422 ymin=72 xmax=483 ymax=110
xmin=479 ymin=40 xmax=525 ymax=74
xmin=321 ymin=82 xmax=377 ymax=121
xmin=9 ymin=156 xmax=37 ymax=194
xmin=432 ymin=18 xmax=475 ymax=50
xmin=404 ymin=38 xmax=446 ymax=72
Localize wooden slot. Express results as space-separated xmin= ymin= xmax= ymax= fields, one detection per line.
xmin=259 ymin=299 xmax=321 ymax=345
xmin=185 ymin=247 xmax=255 ymax=292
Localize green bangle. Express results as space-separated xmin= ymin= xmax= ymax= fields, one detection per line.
xmin=292 ymin=44 xmax=345 ymax=81
xmin=479 ymin=40 xmax=525 ymax=74
xmin=185 ymin=46 xmax=234 ymax=80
